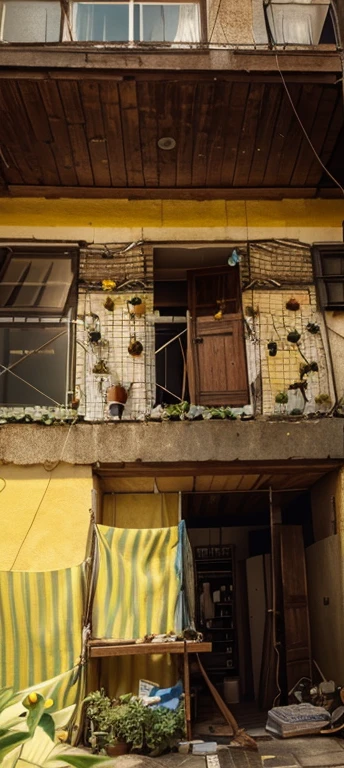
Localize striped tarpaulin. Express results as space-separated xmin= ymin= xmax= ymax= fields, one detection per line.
xmin=0 ymin=563 xmax=86 ymax=703
xmin=92 ymin=522 xmax=185 ymax=639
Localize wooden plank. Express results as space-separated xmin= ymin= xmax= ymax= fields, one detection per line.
xmin=80 ymin=81 xmax=111 ymax=187
xmin=280 ymin=525 xmax=312 ymax=691
xmin=58 ymin=81 xmax=94 ymax=186
xmin=205 ymin=82 xmax=232 ymax=187
xmin=88 ymin=641 xmax=212 ymax=658
xmin=248 ymin=84 xmax=283 ymax=186
xmin=232 ymin=83 xmax=265 ymax=187
xmin=156 ymin=476 xmax=194 ymax=492
xmin=220 ymin=82 xmax=250 ymax=186
xmin=0 ymin=81 xmax=44 ymax=184
xmin=306 ymin=89 xmax=344 ymax=186
xmin=5 ymin=184 xmax=321 ymax=199
xmin=176 ymin=83 xmax=196 ymax=187
xmin=276 ymin=84 xmax=323 ymax=187
xmin=291 ymin=85 xmax=339 ymax=187
xmin=155 ymin=81 xmax=177 ymax=188
xmin=119 ymin=80 xmax=144 ymax=186
xmin=137 ymin=80 xmax=159 ymax=186
xmin=191 ymin=82 xmax=215 ymax=187
xmin=99 ymin=81 xmax=127 ymax=186
xmin=38 ymin=80 xmax=78 ymax=186
xmin=183 ymin=643 xmax=192 ymax=740
xmin=263 ymin=86 xmax=302 ymax=186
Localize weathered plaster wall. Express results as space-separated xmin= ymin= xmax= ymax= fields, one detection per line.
xmin=0 ymin=199 xmax=342 ymax=244
xmin=207 ymin=0 xmax=254 ymax=44
xmin=0 ymin=420 xmax=343 ymax=465
xmin=0 ymin=463 xmax=92 ymax=570
xmin=311 ymin=469 xmax=339 ymax=541
xmin=325 ymin=311 xmax=344 ymax=401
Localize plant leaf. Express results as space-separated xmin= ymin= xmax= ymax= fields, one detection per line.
xmin=23 ymin=695 xmax=46 ymax=736
xmin=54 ymin=755 xmax=114 ymax=767
xmin=38 ymin=714 xmax=55 ymax=742
xmin=0 ymin=689 xmax=16 ymax=713
xmin=0 ymin=730 xmax=31 ymax=760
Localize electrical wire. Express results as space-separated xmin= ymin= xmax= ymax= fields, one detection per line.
xmin=275 ymin=53 xmax=344 ymax=197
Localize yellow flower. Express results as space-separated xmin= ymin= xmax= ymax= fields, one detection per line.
xmin=44 ymin=698 xmax=54 ymax=709
xmin=28 ymin=692 xmax=38 ymax=704
xmin=57 ymin=730 xmax=69 ymax=742
xmin=102 ymin=279 xmax=116 ymax=291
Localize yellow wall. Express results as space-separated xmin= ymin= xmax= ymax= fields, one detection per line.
xmin=0 ymin=463 xmax=93 ymax=571
xmin=0 ymin=198 xmax=343 ymax=243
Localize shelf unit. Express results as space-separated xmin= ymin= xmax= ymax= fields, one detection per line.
xmin=194 ymin=544 xmax=238 ymax=679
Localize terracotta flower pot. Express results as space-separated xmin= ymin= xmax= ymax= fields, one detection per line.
xmin=107 ymin=385 xmax=128 ymax=404
xmin=106 ymin=742 xmax=128 ymax=757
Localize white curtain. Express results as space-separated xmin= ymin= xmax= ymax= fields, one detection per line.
xmin=174 ymin=4 xmax=199 ymax=42
xmin=266 ymin=3 xmax=329 ymax=44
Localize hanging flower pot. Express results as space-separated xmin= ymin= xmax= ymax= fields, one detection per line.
xmin=128 ymin=297 xmax=146 ymax=316
xmin=107 ymin=384 xmax=128 ymax=405
xmin=286 ymin=297 xmax=300 ymax=311
xmin=306 ymin=322 xmax=320 ymax=335
xmin=268 ymin=341 xmax=277 ymax=357
xmin=104 ymin=296 xmax=115 ymax=312
xmin=128 ymin=337 xmax=143 ymax=357
xmin=287 ymin=329 xmax=301 ymax=344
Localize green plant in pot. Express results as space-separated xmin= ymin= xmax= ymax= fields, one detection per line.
xmin=287 ymin=329 xmax=301 ymax=344
xmin=84 ymin=689 xmax=185 ymax=757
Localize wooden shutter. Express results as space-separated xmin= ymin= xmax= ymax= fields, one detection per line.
xmin=187 ymin=265 xmax=249 ymax=406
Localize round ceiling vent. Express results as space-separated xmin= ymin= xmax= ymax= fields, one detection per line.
xmin=157 ymin=136 xmax=176 ymax=151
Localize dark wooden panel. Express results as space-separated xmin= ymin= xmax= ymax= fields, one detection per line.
xmin=0 ymin=81 xmax=44 ymax=184
xmin=263 ymin=86 xmax=301 ymax=187
xmin=58 ymin=81 xmax=94 ymax=186
xmin=276 ymin=84 xmax=323 ymax=187
xmin=100 ymin=81 xmax=127 ymax=187
xmin=6 ymin=185 xmax=321 ymax=199
xmin=205 ymin=82 xmax=232 ymax=187
xmin=155 ymin=81 xmax=177 ymax=188
xmin=306 ymin=90 xmax=344 ymax=186
xmin=136 ymin=80 xmax=158 ymax=186
xmin=176 ymin=83 xmax=196 ymax=187
xmin=291 ymin=85 xmax=338 ymax=186
xmin=220 ymin=82 xmax=250 ymax=186
xmin=280 ymin=525 xmax=312 ymax=692
xmin=191 ymin=82 xmax=215 ymax=187
xmin=80 ymin=81 xmax=111 ymax=187
xmin=233 ymin=82 xmax=265 ymax=187
xmin=248 ymin=84 xmax=283 ymax=186
xmin=38 ymin=80 xmax=78 ymax=186
xmin=119 ymin=80 xmax=144 ymax=187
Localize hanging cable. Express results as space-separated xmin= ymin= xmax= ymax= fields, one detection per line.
xmin=275 ymin=53 xmax=344 ymax=196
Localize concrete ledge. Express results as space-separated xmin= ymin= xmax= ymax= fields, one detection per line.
xmin=0 ymin=419 xmax=343 ymax=466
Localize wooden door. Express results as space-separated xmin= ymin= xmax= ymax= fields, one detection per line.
xmin=280 ymin=525 xmax=312 ymax=691
xmin=187 ymin=265 xmax=248 ymax=406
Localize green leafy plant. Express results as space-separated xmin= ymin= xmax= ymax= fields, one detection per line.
xmin=129 ymin=296 xmax=142 ymax=306
xmin=275 ymin=391 xmax=288 ymax=405
xmin=85 ymin=689 xmax=185 ymax=756
xmin=0 ymin=686 xmax=112 ymax=768
xmin=315 ymin=393 xmax=331 ymax=405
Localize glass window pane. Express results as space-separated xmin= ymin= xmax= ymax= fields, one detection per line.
xmin=2 ymin=1 xmax=61 ymax=42
xmin=266 ymin=5 xmax=328 ymax=45
xmin=0 ymin=327 xmax=68 ymax=406
xmin=13 ymin=284 xmax=43 ymax=307
xmin=74 ymin=3 xmax=129 ymax=41
xmin=326 ymin=282 xmax=344 ymax=305
xmin=39 ymin=284 xmax=71 ymax=309
xmin=140 ymin=4 xmax=199 ymax=42
xmin=321 ymin=256 xmax=344 ymax=276
xmin=2 ymin=259 xmax=30 ymax=283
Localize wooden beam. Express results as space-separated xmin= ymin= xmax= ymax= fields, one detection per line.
xmin=94 ymin=460 xmax=342 ymax=477
xmin=5 ymin=185 xmax=323 ymax=200
xmin=0 ymin=69 xmax=338 ymax=84
xmin=88 ymin=641 xmax=212 ymax=657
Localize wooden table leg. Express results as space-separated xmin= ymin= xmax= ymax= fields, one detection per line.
xmin=183 ymin=641 xmax=192 ymax=740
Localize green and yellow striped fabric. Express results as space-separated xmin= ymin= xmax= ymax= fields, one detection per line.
xmin=0 ymin=564 xmax=86 ymax=698
xmin=92 ymin=524 xmax=182 ymax=639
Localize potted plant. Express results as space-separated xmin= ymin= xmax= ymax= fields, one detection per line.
xmin=275 ymin=391 xmax=288 ymax=414
xmin=128 ymin=296 xmax=146 ymax=316
xmin=315 ymin=393 xmax=331 ymax=413
xmin=107 ymin=383 xmax=128 ymax=419
xmin=287 ymin=329 xmax=301 ymax=344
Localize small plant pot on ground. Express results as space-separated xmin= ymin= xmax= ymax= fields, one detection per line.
xmin=106 ymin=742 xmax=128 ymax=757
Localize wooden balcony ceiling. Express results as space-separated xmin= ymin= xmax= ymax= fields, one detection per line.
xmin=0 ymin=75 xmax=343 ymax=199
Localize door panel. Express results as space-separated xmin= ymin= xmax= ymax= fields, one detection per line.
xmin=187 ymin=265 xmax=249 ymax=406
xmin=280 ymin=526 xmax=312 ymax=691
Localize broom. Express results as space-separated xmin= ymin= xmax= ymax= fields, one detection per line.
xmin=196 ymin=654 xmax=258 ymax=751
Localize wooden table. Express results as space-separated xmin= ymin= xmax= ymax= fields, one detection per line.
xmin=88 ymin=640 xmax=212 ymax=739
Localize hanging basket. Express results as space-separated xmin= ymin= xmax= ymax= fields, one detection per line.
xmin=128 ymin=338 xmax=143 ymax=357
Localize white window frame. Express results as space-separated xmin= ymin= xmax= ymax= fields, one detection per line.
xmin=71 ymin=0 xmax=201 ymax=43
